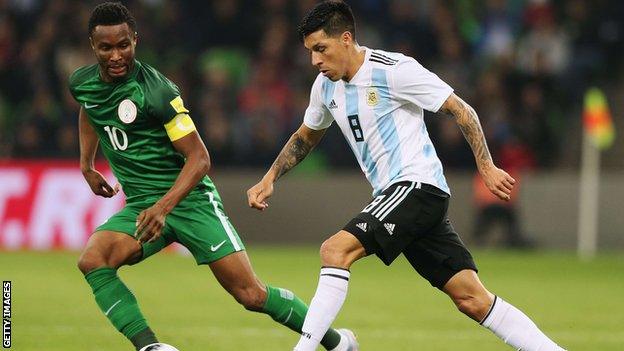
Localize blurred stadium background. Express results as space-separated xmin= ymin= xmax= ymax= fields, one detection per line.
xmin=1 ymin=0 xmax=623 ymax=350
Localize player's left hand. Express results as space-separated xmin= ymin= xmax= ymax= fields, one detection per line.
xmin=135 ymin=203 xmax=168 ymax=244
xmin=480 ymin=165 xmax=516 ymax=201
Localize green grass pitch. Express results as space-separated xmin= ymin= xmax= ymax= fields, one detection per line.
xmin=2 ymin=247 xmax=623 ymax=350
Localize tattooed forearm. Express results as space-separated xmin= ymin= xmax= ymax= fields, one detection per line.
xmin=269 ymin=133 xmax=314 ymax=181
xmin=458 ymin=109 xmax=493 ymax=170
xmin=441 ymin=96 xmax=493 ymax=171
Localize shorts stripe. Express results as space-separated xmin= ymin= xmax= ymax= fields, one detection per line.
xmin=371 ymin=186 xmax=406 ymax=217
xmin=378 ymin=182 xmax=416 ymax=221
xmin=206 ymin=191 xmax=241 ymax=251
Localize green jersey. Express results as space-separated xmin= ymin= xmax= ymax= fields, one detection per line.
xmin=69 ymin=60 xmax=214 ymax=201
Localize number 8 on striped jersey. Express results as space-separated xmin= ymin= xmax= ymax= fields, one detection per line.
xmin=348 ymin=114 xmax=364 ymax=142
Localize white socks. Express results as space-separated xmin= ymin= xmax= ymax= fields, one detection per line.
xmin=294 ymin=267 xmax=351 ymax=351
xmin=481 ymin=296 xmax=566 ymax=351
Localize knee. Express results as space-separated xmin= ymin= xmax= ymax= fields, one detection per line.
xmin=319 ymin=238 xmax=350 ymax=268
xmin=453 ymin=293 xmax=493 ymax=321
xmin=232 ymin=285 xmax=267 ymax=312
xmin=77 ymin=250 xmax=107 ymax=275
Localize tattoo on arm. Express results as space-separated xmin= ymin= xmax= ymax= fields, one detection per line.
xmin=441 ymin=97 xmax=493 ymax=170
xmin=270 ymin=133 xmax=314 ymax=180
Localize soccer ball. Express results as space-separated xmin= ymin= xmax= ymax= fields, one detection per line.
xmin=139 ymin=343 xmax=180 ymax=351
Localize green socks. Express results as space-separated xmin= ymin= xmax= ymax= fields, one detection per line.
xmin=84 ymin=267 xmax=157 ymax=350
xmin=262 ymin=285 xmax=342 ymax=350
xmin=129 ymin=328 xmax=158 ymax=350
xmin=84 ymin=270 xmax=342 ymax=350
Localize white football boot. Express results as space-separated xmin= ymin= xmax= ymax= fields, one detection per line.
xmin=330 ymin=329 xmax=359 ymax=351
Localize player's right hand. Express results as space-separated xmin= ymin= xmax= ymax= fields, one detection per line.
xmin=82 ymin=169 xmax=120 ymax=198
xmin=135 ymin=202 xmax=167 ymax=244
xmin=247 ymin=179 xmax=273 ymax=211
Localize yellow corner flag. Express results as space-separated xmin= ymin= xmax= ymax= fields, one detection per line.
xmin=583 ymin=87 xmax=615 ymax=150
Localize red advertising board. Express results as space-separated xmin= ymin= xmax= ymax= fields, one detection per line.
xmin=0 ymin=160 xmax=124 ymax=250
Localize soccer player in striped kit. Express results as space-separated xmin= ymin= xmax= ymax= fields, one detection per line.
xmin=248 ymin=1 xmax=566 ymax=350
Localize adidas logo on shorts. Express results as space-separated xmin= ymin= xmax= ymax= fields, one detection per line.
xmin=384 ymin=223 xmax=395 ymax=235
xmin=356 ymin=222 xmax=367 ymax=232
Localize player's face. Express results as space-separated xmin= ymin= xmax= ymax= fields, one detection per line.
xmin=304 ymin=29 xmax=351 ymax=82
xmin=90 ymin=23 xmax=137 ymax=82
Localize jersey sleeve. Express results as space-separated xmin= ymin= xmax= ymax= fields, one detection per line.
xmin=150 ymin=78 xmax=189 ymax=123
xmin=68 ymin=71 xmax=79 ymax=100
xmin=303 ymin=74 xmax=333 ymax=130
xmin=67 ymin=65 xmax=94 ymax=102
xmin=392 ymin=58 xmax=454 ymax=113
xmin=149 ymin=75 xmax=197 ymax=141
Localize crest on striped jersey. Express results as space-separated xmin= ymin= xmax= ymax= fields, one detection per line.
xmin=366 ymin=87 xmax=378 ymax=106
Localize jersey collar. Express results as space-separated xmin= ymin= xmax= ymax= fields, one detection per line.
xmin=345 ymin=47 xmax=371 ymax=84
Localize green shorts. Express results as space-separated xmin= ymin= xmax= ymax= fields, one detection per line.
xmin=95 ymin=190 xmax=245 ymax=265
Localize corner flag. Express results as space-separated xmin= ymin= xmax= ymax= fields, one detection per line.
xmin=583 ymin=88 xmax=615 ymax=150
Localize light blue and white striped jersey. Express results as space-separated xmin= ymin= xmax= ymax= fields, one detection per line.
xmin=304 ymin=47 xmax=453 ymax=196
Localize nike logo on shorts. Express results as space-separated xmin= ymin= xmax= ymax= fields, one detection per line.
xmin=210 ymin=240 xmax=227 ymax=252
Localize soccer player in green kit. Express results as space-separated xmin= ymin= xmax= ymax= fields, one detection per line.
xmin=69 ymin=3 xmax=357 ymax=350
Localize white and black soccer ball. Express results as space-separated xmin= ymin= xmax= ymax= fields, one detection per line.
xmin=139 ymin=343 xmax=180 ymax=351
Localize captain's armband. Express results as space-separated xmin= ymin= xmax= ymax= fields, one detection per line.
xmin=164 ymin=114 xmax=196 ymax=141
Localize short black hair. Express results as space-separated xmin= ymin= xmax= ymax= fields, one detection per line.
xmin=88 ymin=2 xmax=137 ymax=36
xmin=297 ymin=1 xmax=356 ymax=42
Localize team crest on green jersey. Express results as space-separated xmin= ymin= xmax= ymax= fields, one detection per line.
xmin=118 ymin=99 xmax=137 ymax=124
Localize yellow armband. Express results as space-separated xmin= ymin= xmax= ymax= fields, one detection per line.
xmin=164 ymin=114 xmax=196 ymax=141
